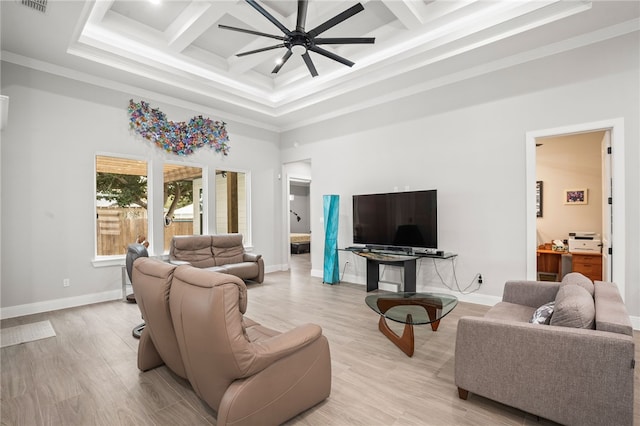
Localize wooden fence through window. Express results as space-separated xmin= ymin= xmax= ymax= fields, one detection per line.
xmin=97 ymin=207 xmax=193 ymax=256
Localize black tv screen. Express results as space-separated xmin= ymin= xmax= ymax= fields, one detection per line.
xmin=352 ymin=190 xmax=437 ymax=249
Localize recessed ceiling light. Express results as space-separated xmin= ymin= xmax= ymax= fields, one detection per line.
xmin=149 ymin=0 xmax=161 ymax=5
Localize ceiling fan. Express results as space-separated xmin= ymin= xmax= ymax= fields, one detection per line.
xmin=219 ymin=0 xmax=375 ymax=77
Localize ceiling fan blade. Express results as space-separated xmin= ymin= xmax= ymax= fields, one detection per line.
xmin=309 ymin=45 xmax=354 ymax=67
xmin=218 ymin=24 xmax=286 ymax=41
xmin=302 ymin=51 xmax=319 ymax=77
xmin=314 ymin=37 xmax=375 ymax=45
xmin=272 ymin=50 xmax=293 ymax=74
xmin=237 ymin=44 xmax=286 ymax=57
xmin=296 ymin=0 xmax=308 ymax=32
xmin=246 ymin=0 xmax=291 ymax=36
xmin=307 ymin=3 xmax=364 ymax=38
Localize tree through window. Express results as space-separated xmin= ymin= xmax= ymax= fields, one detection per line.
xmin=95 ymin=156 xmax=148 ymax=256
xmin=163 ymin=164 xmax=203 ymax=251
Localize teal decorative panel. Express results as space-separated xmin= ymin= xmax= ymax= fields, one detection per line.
xmin=323 ymin=194 xmax=340 ymax=284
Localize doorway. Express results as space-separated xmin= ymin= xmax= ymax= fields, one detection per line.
xmin=289 ymin=179 xmax=311 ymax=254
xmin=535 ymin=131 xmax=606 ymax=281
xmin=284 ymin=160 xmax=313 ymax=272
xmin=526 ymin=119 xmax=626 ymax=299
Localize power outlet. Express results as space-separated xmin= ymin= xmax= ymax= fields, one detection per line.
xmin=478 ymin=274 xmax=483 ymax=284
xmin=63 ymin=278 xmax=70 ymax=287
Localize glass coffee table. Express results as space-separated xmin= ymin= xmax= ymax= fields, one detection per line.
xmin=365 ymin=292 xmax=458 ymax=357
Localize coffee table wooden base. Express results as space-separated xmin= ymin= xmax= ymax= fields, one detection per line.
xmin=376 ymin=307 xmax=442 ymax=357
xmin=378 ymin=313 xmax=415 ymax=357
xmin=366 ymin=292 xmax=457 ymax=357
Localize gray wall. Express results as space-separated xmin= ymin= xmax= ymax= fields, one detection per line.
xmin=281 ymin=33 xmax=640 ymax=318
xmin=0 ymin=62 xmax=281 ymax=314
xmin=1 ymin=32 xmax=638 ymax=324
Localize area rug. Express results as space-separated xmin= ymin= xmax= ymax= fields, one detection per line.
xmin=1 ymin=320 xmax=56 ymax=348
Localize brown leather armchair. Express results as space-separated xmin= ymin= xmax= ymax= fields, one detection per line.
xmin=131 ymin=258 xmax=331 ymax=425
xmin=170 ymin=265 xmax=331 ymax=426
xmin=131 ymin=257 xmax=187 ymax=378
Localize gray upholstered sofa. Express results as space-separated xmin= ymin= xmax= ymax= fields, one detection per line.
xmin=131 ymin=257 xmax=331 ymax=426
xmin=169 ymin=234 xmax=264 ymax=283
xmin=455 ymin=273 xmax=635 ymax=426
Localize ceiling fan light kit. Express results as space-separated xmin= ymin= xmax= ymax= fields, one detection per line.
xmin=219 ymin=0 xmax=375 ymax=77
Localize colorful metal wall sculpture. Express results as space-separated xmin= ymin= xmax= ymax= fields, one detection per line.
xmin=128 ymin=99 xmax=230 ymax=156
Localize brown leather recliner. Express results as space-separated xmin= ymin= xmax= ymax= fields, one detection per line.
xmin=131 ymin=257 xmax=187 ymax=378
xmin=170 ymin=265 xmax=331 ymax=426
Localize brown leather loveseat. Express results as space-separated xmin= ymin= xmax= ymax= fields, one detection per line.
xmin=169 ymin=234 xmax=264 ymax=283
xmin=131 ymin=257 xmax=331 ymax=426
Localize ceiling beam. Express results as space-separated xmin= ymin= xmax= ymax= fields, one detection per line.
xmin=86 ymin=0 xmax=114 ymax=24
xmin=166 ymin=2 xmax=234 ymax=53
xmin=380 ymin=0 xmax=425 ymax=30
xmin=421 ymin=0 xmax=479 ymax=25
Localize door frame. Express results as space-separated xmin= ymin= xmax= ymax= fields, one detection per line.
xmin=525 ymin=118 xmax=625 ymax=299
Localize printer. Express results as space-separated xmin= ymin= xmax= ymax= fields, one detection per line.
xmin=568 ymin=232 xmax=602 ymax=254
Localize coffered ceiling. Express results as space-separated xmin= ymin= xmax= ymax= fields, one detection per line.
xmin=1 ymin=1 xmax=639 ymax=130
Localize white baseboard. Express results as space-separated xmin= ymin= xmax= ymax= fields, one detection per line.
xmin=320 ymin=271 xmax=502 ymax=306
xmin=340 ymin=273 xmax=364 ymax=285
xmin=265 ymin=264 xmax=287 ymax=273
xmin=0 ymin=290 xmax=122 ymax=320
xmin=630 ymin=316 xmax=640 ymax=330
xmin=324 ymin=274 xmax=640 ymax=330
xmin=4 ymin=274 xmax=639 ymax=331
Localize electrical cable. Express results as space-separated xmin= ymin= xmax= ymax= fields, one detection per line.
xmin=340 ymin=260 xmax=350 ymax=282
xmin=431 ymin=257 xmax=481 ymax=295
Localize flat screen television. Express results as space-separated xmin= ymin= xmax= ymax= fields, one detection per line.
xmin=352 ymin=190 xmax=437 ymax=249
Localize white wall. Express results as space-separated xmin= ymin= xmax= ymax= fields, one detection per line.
xmin=281 ymin=33 xmax=640 ymax=316
xmin=1 ymin=32 xmax=638 ymax=322
xmin=0 ymin=62 xmax=282 ymax=315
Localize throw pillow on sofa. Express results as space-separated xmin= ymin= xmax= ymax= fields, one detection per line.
xmin=561 ymin=272 xmax=594 ymax=296
xmin=550 ymin=284 xmax=595 ymax=329
xmin=530 ymin=301 xmax=555 ymax=325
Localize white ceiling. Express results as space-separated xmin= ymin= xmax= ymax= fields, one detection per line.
xmin=1 ymin=1 xmax=639 ymax=130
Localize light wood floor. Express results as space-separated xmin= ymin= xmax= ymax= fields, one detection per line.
xmin=2 ymin=254 xmax=639 ymax=425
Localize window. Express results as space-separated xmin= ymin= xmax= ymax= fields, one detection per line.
xmin=95 ymin=155 xmax=148 ymax=256
xmin=163 ymin=164 xmax=203 ymax=252
xmin=94 ymin=158 xmax=252 ymax=259
xmin=216 ymin=170 xmax=248 ymax=240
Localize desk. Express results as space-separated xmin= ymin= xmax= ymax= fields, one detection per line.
xmin=536 ymin=249 xmax=602 ymax=282
xmin=343 ymin=249 xmax=457 ymax=292
xmin=571 ymin=252 xmax=602 ymax=281
xmin=536 ymin=249 xmax=567 ymax=280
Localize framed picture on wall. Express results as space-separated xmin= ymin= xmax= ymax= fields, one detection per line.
xmin=536 ymin=181 xmax=543 ymax=217
xmin=564 ymin=188 xmax=588 ymax=205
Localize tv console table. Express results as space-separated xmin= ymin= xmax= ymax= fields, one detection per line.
xmin=342 ymin=248 xmax=457 ymax=292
